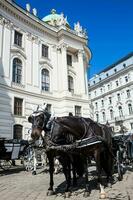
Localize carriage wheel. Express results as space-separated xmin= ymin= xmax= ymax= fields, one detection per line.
xmin=116 ymin=151 xmax=123 ymax=181
xmin=0 ymin=160 xmax=12 ymax=171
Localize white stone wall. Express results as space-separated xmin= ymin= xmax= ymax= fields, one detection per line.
xmin=89 ymin=54 xmax=133 ymax=132
xmin=0 ymin=1 xmax=91 ymax=139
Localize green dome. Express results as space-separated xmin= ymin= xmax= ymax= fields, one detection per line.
xmin=42 ymin=9 xmax=70 ymax=28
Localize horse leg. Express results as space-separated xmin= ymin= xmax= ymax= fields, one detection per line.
xmin=94 ymin=150 xmax=102 ymax=186
xmin=72 ymin=162 xmax=77 ymax=187
xmin=84 ymin=157 xmax=90 ymax=197
xmin=32 ymin=148 xmax=37 ymax=175
xmin=47 ymin=152 xmax=55 ymax=195
xmin=59 ymin=155 xmax=71 ymax=197
xmin=105 ymin=151 xmax=114 ymax=187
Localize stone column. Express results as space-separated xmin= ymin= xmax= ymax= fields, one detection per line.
xmin=26 ymin=33 xmax=32 ymax=85
xmin=60 ymin=43 xmax=68 ymax=94
xmin=77 ymin=49 xmax=85 ymax=94
xmin=32 ymin=36 xmax=39 ymax=88
xmin=2 ymin=19 xmax=12 ymax=79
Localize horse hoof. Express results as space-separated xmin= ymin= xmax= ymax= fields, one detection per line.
xmin=83 ymin=191 xmax=90 ymax=198
xmin=99 ymin=193 xmax=107 ymax=199
xmin=32 ymin=171 xmax=36 ymax=175
xmin=65 ymin=192 xmax=71 ymax=198
xmin=47 ymin=190 xmax=54 ymax=196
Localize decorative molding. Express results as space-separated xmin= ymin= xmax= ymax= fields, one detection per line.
xmin=39 ymin=60 xmax=53 ymax=69
xmin=11 ymin=48 xmax=27 ymax=59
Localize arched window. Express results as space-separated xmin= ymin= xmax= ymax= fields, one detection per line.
xmin=41 ymin=69 xmax=50 ymax=91
xmin=110 ymin=109 xmax=114 ymax=120
xmin=12 ymin=58 xmax=22 ymax=84
xmin=13 ymin=124 xmax=22 ymax=140
xmin=118 ymin=106 xmax=123 ymax=117
xmin=102 ymin=112 xmax=106 ymax=121
xmin=68 ymin=75 xmax=74 ymax=93
xmin=128 ymin=104 xmax=133 ymax=115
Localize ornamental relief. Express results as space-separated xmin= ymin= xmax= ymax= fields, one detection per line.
xmin=0 ymin=15 xmax=14 ymax=29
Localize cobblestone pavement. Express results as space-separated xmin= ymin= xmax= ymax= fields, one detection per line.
xmin=0 ymin=163 xmax=133 ymax=200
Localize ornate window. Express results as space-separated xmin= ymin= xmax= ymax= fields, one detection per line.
xmin=125 ymin=76 xmax=128 ymax=83
xmin=42 ymin=44 xmax=49 ymax=58
xmin=13 ymin=124 xmax=22 ymax=139
xmin=68 ymin=75 xmax=74 ymax=93
xmin=41 ymin=69 xmax=50 ymax=91
xmin=117 ymin=93 xmax=121 ymax=101
xmin=116 ymin=80 xmax=119 ymax=86
xmin=126 ymin=90 xmax=130 ymax=98
xmin=12 ymin=58 xmax=22 ymax=84
xmin=110 ymin=109 xmax=114 ymax=120
xmin=101 ymin=100 xmax=104 ymax=107
xmin=14 ymin=97 xmax=23 ymax=116
xmin=118 ymin=106 xmax=123 ymax=117
xmin=128 ymin=104 xmax=133 ymax=115
xmin=14 ymin=30 xmax=22 ymax=47
xmin=67 ymin=54 xmax=72 ymax=66
xmin=109 ymin=97 xmax=112 ymax=104
xmin=102 ymin=112 xmax=106 ymax=121
xmin=75 ymin=106 xmax=81 ymax=116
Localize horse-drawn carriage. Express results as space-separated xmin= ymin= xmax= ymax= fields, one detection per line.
xmin=112 ymin=132 xmax=133 ymax=180
xmin=0 ymin=137 xmax=29 ymax=170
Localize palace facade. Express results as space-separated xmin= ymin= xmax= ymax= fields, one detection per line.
xmin=0 ymin=0 xmax=91 ymax=139
xmin=89 ymin=53 xmax=133 ymax=133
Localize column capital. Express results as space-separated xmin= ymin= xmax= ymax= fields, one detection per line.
xmin=58 ymin=43 xmax=68 ymax=52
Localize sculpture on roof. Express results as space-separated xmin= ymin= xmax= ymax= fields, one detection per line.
xmin=74 ymin=21 xmax=87 ymax=37
xmin=58 ymin=12 xmax=67 ymax=26
xmin=74 ymin=21 xmax=82 ymax=34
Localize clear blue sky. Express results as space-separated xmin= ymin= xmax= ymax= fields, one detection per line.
xmin=15 ymin=0 xmax=133 ymax=78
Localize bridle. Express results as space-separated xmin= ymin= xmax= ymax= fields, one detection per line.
xmin=30 ymin=110 xmax=50 ymax=130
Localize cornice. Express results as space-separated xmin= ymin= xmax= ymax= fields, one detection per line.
xmin=0 ymin=83 xmax=89 ymax=103
xmin=89 ymin=64 xmax=133 ymax=90
xmin=0 ymin=1 xmax=58 ymax=37
xmin=1 ymin=1 xmax=89 ymax=45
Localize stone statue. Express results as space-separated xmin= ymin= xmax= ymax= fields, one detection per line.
xmin=74 ymin=21 xmax=82 ymax=34
xmin=58 ymin=13 xmax=67 ymax=26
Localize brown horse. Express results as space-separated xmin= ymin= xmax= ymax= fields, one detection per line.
xmin=28 ymin=107 xmax=114 ymax=197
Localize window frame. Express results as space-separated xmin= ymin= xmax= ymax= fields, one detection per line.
xmin=13 ymin=124 xmax=23 ymax=140
xmin=14 ymin=30 xmax=22 ymax=47
xmin=14 ymin=97 xmax=23 ymax=116
xmin=67 ymin=54 xmax=72 ymax=66
xmin=41 ymin=68 xmax=50 ymax=92
xmin=75 ymin=105 xmax=81 ymax=116
xmin=68 ymin=75 xmax=74 ymax=93
xmin=12 ymin=58 xmax=22 ymax=84
xmin=42 ymin=44 xmax=49 ymax=58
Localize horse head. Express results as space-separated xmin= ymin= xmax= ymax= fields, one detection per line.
xmin=28 ymin=105 xmax=51 ymax=140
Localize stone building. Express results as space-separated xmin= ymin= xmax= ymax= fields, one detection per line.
xmin=0 ymin=0 xmax=91 ymax=139
xmin=89 ymin=52 xmax=133 ymax=133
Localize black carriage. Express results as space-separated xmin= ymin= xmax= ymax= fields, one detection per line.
xmin=0 ymin=138 xmax=29 ymax=170
xmin=112 ymin=133 xmax=133 ymax=181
